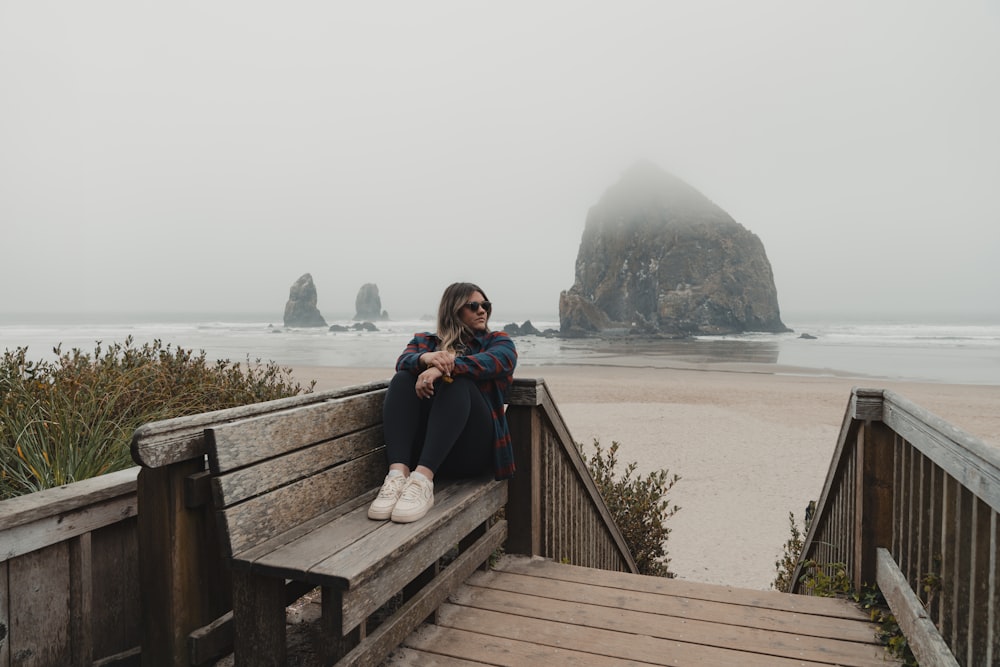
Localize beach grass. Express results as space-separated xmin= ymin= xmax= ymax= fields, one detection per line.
xmin=0 ymin=338 xmax=314 ymax=499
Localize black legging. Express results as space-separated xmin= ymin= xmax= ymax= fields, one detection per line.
xmin=382 ymin=370 xmax=493 ymax=478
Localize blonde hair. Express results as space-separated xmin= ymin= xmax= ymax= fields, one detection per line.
xmin=436 ymin=282 xmax=490 ymax=353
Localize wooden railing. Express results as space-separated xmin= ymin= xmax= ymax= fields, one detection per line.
xmin=791 ymin=387 xmax=1000 ymax=666
xmin=0 ymin=467 xmax=141 ymax=667
xmin=122 ymin=376 xmax=632 ymax=666
xmin=506 ymin=378 xmax=637 ymax=573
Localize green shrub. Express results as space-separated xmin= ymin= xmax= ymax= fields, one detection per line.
xmin=0 ymin=338 xmax=314 ymax=499
xmin=580 ymin=438 xmax=680 ymax=577
xmin=772 ymin=508 xmax=918 ymax=665
xmin=772 ymin=509 xmax=806 ymax=592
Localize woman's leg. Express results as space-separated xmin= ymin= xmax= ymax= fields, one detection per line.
xmin=382 ymin=370 xmax=428 ymax=471
xmin=419 ymin=377 xmax=493 ymax=478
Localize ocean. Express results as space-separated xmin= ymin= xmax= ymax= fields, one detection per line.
xmin=0 ymin=312 xmax=998 ymax=386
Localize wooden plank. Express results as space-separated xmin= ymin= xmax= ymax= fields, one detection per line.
xmin=230 ymin=570 xmax=288 ymax=667
xmin=91 ymin=517 xmax=141 ymax=660
xmin=218 ymin=451 xmax=385 ymax=556
xmin=876 ymin=548 xmax=958 ymax=666
xmin=310 ymin=479 xmax=503 ymax=588
xmin=339 ymin=519 xmax=507 ymax=667
xmin=206 ymin=391 xmax=385 ymax=472
xmin=0 ymin=467 xmax=138 ymax=533
xmin=136 ymin=460 xmax=212 ymax=667
xmin=0 ymin=493 xmax=138 ymax=563
xmin=498 ymin=555 xmax=871 ymax=619
xmin=970 ymin=495 xmax=992 ymax=666
xmin=854 ymin=421 xmax=894 ymax=590
xmin=385 ymin=644 xmax=495 ymax=666
xmin=338 ymin=483 xmax=506 ymax=632
xmin=462 ymin=567 xmax=877 ymax=643
xmin=232 ymin=492 xmax=376 ymax=567
xmin=0 ymin=560 xmax=9 ymax=667
xmin=69 ymin=533 xmax=93 ymax=667
xmin=403 ymin=623 xmax=650 ymax=666
xmin=211 ymin=426 xmax=383 ymax=507
xmin=431 ymin=603 xmax=867 ymax=667
xmin=130 ymin=381 xmax=389 ymax=469
xmin=449 ymin=582 xmax=887 ymax=666
xmin=9 ymin=543 xmax=72 ymax=666
xmin=241 ymin=479 xmax=502 ymax=588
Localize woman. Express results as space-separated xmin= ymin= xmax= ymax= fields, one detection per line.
xmin=368 ymin=282 xmax=517 ymax=523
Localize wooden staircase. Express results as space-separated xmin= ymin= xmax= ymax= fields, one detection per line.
xmin=385 ymin=555 xmax=896 ymax=666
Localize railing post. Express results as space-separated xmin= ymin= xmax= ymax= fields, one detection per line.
xmin=853 ymin=420 xmax=895 ymax=591
xmin=505 ymin=379 xmax=544 ymax=557
xmin=137 ymin=460 xmax=219 ymax=667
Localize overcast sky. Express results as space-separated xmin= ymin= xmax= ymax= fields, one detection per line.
xmin=2 ymin=1 xmax=998 ymax=322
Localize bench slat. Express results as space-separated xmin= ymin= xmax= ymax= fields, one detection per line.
xmin=339 ymin=481 xmax=507 ymax=632
xmin=211 ymin=426 xmax=383 ymax=508
xmin=246 ymin=478 xmax=503 ymax=589
xmin=228 ymin=490 xmax=378 ymax=569
xmin=206 ymin=390 xmax=385 ymax=472
xmin=218 ymin=452 xmax=386 ymax=557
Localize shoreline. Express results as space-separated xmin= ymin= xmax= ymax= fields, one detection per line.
xmin=291 ymin=361 xmax=1000 ymax=590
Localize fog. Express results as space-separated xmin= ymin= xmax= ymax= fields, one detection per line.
xmin=2 ymin=2 xmax=998 ymax=321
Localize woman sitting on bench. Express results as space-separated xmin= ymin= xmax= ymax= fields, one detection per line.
xmin=368 ymin=281 xmax=518 ymax=523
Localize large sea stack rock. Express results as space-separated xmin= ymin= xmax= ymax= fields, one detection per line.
xmin=354 ymin=283 xmax=389 ymax=321
xmin=560 ymin=161 xmax=789 ymax=337
xmin=283 ymin=273 xmax=328 ymax=327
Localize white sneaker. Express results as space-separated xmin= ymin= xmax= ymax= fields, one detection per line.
xmin=390 ymin=475 xmax=434 ymax=523
xmin=368 ymin=473 xmax=408 ymax=520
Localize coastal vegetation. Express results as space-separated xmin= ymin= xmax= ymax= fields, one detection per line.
xmin=0 ymin=338 xmax=314 ymax=500
xmin=581 ymin=438 xmax=680 ymax=577
xmin=772 ymin=508 xmax=918 ymax=665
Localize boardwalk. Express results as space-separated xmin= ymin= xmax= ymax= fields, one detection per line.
xmin=384 ymin=555 xmax=897 ymax=666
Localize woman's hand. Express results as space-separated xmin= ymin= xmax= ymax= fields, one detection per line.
xmin=416 ymin=366 xmax=442 ymax=398
xmin=421 ymin=350 xmax=456 ymax=377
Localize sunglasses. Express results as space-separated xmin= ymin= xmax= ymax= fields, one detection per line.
xmin=462 ymin=301 xmax=492 ymax=314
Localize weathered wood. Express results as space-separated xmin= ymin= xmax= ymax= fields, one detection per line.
xmin=499 ymin=555 xmax=871 ymax=619
xmin=876 ymin=548 xmax=959 ymax=666
xmin=188 ymin=580 xmax=315 ymax=665
xmin=69 ymin=533 xmax=93 ymax=667
xmin=130 ymin=381 xmax=389 ymax=468
xmin=0 ymin=467 xmax=138 ymax=559
xmin=230 ymin=570 xmax=287 ymax=667
xmin=218 ymin=451 xmax=386 ymax=557
xmin=92 ymin=646 xmax=141 ymax=667
xmin=412 ymin=556 xmax=892 ymax=667
xmin=881 ymin=389 xmax=1000 ymax=513
xmin=461 ymin=567 xmax=876 ymax=642
xmin=505 ymin=401 xmax=542 ymax=557
xmin=0 ymin=560 xmax=9 ymax=667
xmin=505 ymin=378 xmax=635 ymax=572
xmin=794 ymin=385 xmax=1000 ymax=663
xmin=340 ymin=519 xmax=507 ymax=667
xmin=336 ymin=481 xmax=506 ymax=632
xmin=136 ymin=460 xmax=216 ymax=667
xmin=10 ymin=542 xmax=72 ymax=666
xmin=87 ymin=517 xmax=142 ymax=657
xmin=0 ymin=467 xmax=138 ymax=532
xmin=210 ymin=426 xmax=383 ymax=506
xmin=205 ymin=391 xmax=385 ymax=473
xmin=854 ymin=420 xmax=895 ymax=590
xmin=969 ymin=494 xmax=992 ymax=665
xmin=790 ymin=393 xmax=863 ymax=592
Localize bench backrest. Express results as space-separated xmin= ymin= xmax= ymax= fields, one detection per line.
xmin=204 ymin=389 xmax=387 ymax=558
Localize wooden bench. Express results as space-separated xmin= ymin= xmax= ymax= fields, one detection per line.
xmin=203 ymin=390 xmax=508 ymax=666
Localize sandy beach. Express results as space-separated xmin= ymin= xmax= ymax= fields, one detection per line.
xmin=292 ymin=361 xmax=1000 ymax=591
